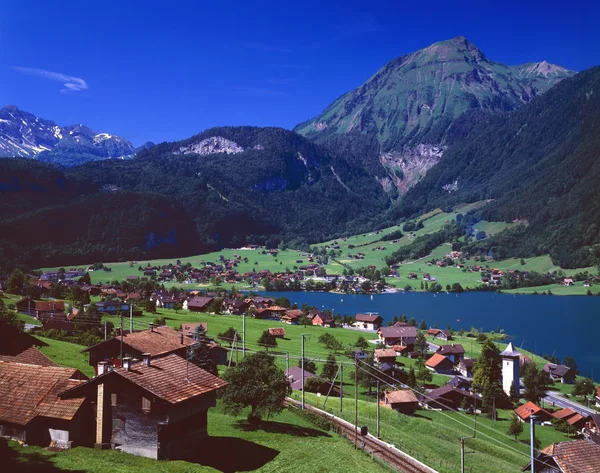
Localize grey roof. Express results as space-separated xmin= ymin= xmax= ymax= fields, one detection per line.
xmin=543 ymin=363 xmax=575 ymax=378
xmin=500 ymin=342 xmax=521 ymax=358
xmin=378 ymin=326 xmax=417 ymax=339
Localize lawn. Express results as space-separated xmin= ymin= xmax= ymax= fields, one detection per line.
xmin=2 ymin=402 xmax=388 ymax=473
xmin=293 ymin=391 xmax=569 ymax=473
xmin=36 ymin=336 xmax=94 ymax=378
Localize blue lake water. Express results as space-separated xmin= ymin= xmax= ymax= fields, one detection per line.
xmin=260 ymin=291 xmax=600 ymax=380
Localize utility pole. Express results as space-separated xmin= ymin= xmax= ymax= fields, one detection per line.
xmin=530 ymin=414 xmax=536 ymax=473
xmin=473 ymin=402 xmax=477 ymax=438
xmin=120 ymin=315 xmax=123 ymax=364
xmin=354 ymin=358 xmax=358 ymax=449
xmin=286 ymin=351 xmax=289 ymax=374
xmin=376 ymin=380 xmax=380 ymax=438
xmin=104 ymin=321 xmax=107 ymax=341
xmin=129 ymin=304 xmax=133 ymax=334
xmin=242 ymin=312 xmax=246 ymax=359
xmin=340 ymin=363 xmax=343 ymax=412
xmin=301 ymin=334 xmax=306 ymax=409
xmin=460 ymin=438 xmax=465 ymax=473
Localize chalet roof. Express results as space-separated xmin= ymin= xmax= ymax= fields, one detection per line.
xmin=500 ymin=342 xmax=521 ymax=358
xmin=82 ymin=325 xmax=196 ymax=357
xmin=534 ymin=440 xmax=600 ymax=473
xmin=566 ymin=413 xmax=586 ymax=426
xmin=543 ymin=363 xmax=575 ymax=378
xmin=423 ymin=385 xmax=479 ymax=405
xmin=460 ymin=358 xmax=475 ymax=368
xmin=180 ymin=323 xmax=208 ymax=337
xmin=385 ymin=389 xmax=418 ymax=404
xmin=355 ymin=313 xmax=382 ymax=323
xmin=514 ymin=401 xmax=551 ymax=421
xmin=0 ymin=347 xmax=58 ymax=367
xmin=375 ymin=349 xmax=397 ymax=359
xmin=436 ymin=344 xmax=465 ymax=355
xmin=269 ymin=328 xmax=286 ymax=337
xmin=0 ymin=361 xmax=87 ymax=425
xmin=284 ymin=309 xmax=303 ymax=318
xmin=63 ymin=354 xmax=227 ymax=405
xmin=187 ymin=296 xmax=214 ymax=308
xmin=426 ymin=353 xmax=452 ymax=369
xmin=378 ymin=326 xmax=417 ymax=339
xmin=553 ymin=408 xmax=578 ymax=421
xmin=33 ymin=300 xmax=66 ymax=312
xmin=447 ymin=376 xmax=472 ymax=389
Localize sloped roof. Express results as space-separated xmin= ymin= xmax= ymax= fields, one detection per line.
xmin=63 ymin=354 xmax=227 ymax=405
xmin=0 ymin=361 xmax=86 ymax=425
xmin=426 ymin=353 xmax=452 ymax=368
xmin=269 ymin=328 xmax=286 ymax=337
xmin=553 ymin=407 xmax=578 ymax=421
xmin=385 ymin=389 xmax=418 ymax=404
xmin=180 ymin=322 xmax=208 ymax=337
xmin=187 ymin=296 xmax=214 ymax=308
xmin=83 ymin=325 xmax=196 ymax=357
xmin=0 ymin=347 xmax=58 ymax=367
xmin=378 ymin=326 xmax=417 ymax=338
xmin=543 ymin=363 xmax=575 ymax=378
xmin=436 ymin=344 xmax=465 ymax=355
xmin=514 ymin=401 xmax=552 ymax=421
xmin=500 ymin=342 xmax=521 ymax=358
xmin=539 ymin=440 xmax=600 ymax=473
xmin=374 ymin=349 xmax=397 ymax=359
xmin=355 ymin=313 xmax=382 ymax=323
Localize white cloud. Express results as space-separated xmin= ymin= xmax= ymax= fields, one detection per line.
xmin=13 ymin=66 xmax=88 ymax=93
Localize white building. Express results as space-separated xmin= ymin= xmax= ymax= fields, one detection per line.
xmin=500 ymin=342 xmax=521 ymax=399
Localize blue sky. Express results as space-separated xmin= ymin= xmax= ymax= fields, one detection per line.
xmin=1 ymin=0 xmax=597 ymax=145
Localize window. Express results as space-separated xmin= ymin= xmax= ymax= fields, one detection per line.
xmin=142 ymin=397 xmax=151 ymax=412
xmin=111 ymin=393 xmax=118 ymax=407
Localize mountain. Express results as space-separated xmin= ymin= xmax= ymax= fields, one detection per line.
xmin=295 ymin=36 xmax=574 ymax=194
xmin=0 ymin=105 xmax=135 ymax=166
xmin=389 ymin=66 xmax=600 ymax=268
xmin=0 ymin=127 xmax=390 ymax=268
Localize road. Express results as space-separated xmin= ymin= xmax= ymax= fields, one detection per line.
xmin=543 ymin=392 xmax=596 ymax=416
xmin=427 ymin=341 xmax=439 ymax=351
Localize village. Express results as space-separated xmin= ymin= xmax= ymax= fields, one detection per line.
xmin=1 ymin=264 xmax=600 ymax=473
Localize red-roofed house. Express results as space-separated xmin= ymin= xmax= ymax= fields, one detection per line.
xmin=383 ymin=390 xmax=419 ymax=415
xmin=523 ymin=439 xmax=600 ymax=473
xmin=514 ymin=401 xmax=553 ymax=423
xmin=269 ymin=328 xmax=286 ymax=338
xmin=426 ymin=354 xmax=454 ymax=374
xmin=353 ymin=314 xmax=383 ymax=331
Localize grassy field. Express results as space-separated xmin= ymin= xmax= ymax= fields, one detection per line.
xmin=3 ymin=402 xmax=388 ymax=473
xmin=293 ymin=391 xmax=569 ymax=473
xmin=36 ymin=336 xmax=94 ymax=378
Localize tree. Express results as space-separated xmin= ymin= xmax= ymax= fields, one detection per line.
xmin=218 ymin=327 xmax=241 ymax=347
xmin=562 ymin=356 xmax=578 ymax=375
xmin=188 ymin=324 xmax=217 ymax=375
xmin=257 ymin=330 xmax=277 ymax=351
xmin=522 ymin=364 xmax=553 ymax=403
xmin=572 ymin=377 xmax=595 ymax=404
xmin=472 ymin=339 xmax=503 ymax=412
xmin=507 ymin=413 xmax=523 ymax=441
xmin=221 ymin=352 xmax=291 ymax=424
xmin=355 ymin=336 xmax=369 ymax=349
xmin=356 ymin=354 xmax=377 ymax=394
xmin=419 ymin=319 xmax=427 ymax=330
xmin=298 ymin=357 xmax=316 ymax=374
xmin=144 ymin=299 xmax=156 ymax=314
xmin=321 ymin=355 xmax=338 ymax=382
xmin=414 ymin=331 xmax=428 ymax=357
xmin=416 ymin=362 xmax=433 ymax=385
xmin=406 ymin=367 xmax=417 ymax=389
xmin=6 ymin=269 xmax=26 ymax=294
xmin=173 ymin=302 xmax=182 ymax=313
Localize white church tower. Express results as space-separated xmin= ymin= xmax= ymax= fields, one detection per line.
xmin=500 ymin=342 xmax=521 ymax=399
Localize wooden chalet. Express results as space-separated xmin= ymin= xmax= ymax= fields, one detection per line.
xmin=514 ymin=401 xmax=553 ymax=423
xmin=426 ymin=354 xmax=454 ymax=374
xmin=61 ymin=354 xmax=227 ymax=460
xmin=383 ymin=390 xmax=419 ymax=415
xmin=353 ymin=313 xmax=383 ymax=331
xmin=523 ymin=440 xmax=600 ymax=473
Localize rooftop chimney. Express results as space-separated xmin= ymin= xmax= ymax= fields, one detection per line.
xmin=142 ymin=353 xmax=151 ymax=367
xmin=149 ymin=323 xmax=154 ymax=332
xmin=123 ymin=357 xmax=131 ymax=371
xmin=180 ymin=333 xmax=184 ymax=345
xmin=97 ymin=361 xmax=107 ymax=376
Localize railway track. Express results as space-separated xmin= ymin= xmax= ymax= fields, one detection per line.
xmin=286 ymin=399 xmax=438 ymax=473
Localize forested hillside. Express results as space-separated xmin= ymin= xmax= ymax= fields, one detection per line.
xmin=389 ymin=66 xmax=600 ymax=268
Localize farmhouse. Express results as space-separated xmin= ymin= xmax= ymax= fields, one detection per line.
xmin=426 ymin=354 xmax=454 ymax=374
xmin=435 ymin=344 xmax=465 ymax=364
xmin=421 ymin=385 xmax=480 ymax=411
xmin=543 ymin=363 xmax=577 ymax=384
xmin=61 ymin=355 xmax=227 ymax=460
xmin=377 ymin=326 xmax=417 ymax=347
xmin=281 ymin=309 xmax=303 ymax=324
xmin=427 ymin=329 xmax=452 ymax=341
xmin=353 ymin=313 xmax=383 ymax=331
xmin=185 ymin=296 xmax=214 ymax=312
xmin=286 ymin=367 xmax=342 ymax=396
xmin=16 ymin=297 xmax=66 ymax=318
xmin=0 ymin=362 xmax=91 ymax=448
xmin=374 ymin=348 xmax=397 ymax=364
xmin=383 ymin=390 xmax=419 ymax=415
xmin=514 ymin=401 xmax=553 ymax=423
xmin=523 ymin=440 xmax=600 ymax=473
xmin=458 ymin=358 xmax=475 ymax=378
xmin=312 ymin=312 xmax=335 ymax=327
xmin=82 ymin=325 xmax=197 ymax=370
xmin=268 ymin=328 xmax=286 ymax=338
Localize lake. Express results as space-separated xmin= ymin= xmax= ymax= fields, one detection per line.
xmin=260 ymin=291 xmax=600 ymax=380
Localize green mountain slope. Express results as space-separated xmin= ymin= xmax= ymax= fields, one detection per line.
xmin=295 ymin=36 xmax=574 ymax=194
xmin=389 ymin=66 xmax=600 ymax=268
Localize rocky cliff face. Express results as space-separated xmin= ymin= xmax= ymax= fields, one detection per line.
xmin=295 ymin=36 xmax=575 ymax=194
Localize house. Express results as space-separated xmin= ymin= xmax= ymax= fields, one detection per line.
xmin=0 ymin=323 xmax=50 ymax=358
xmin=374 ymin=348 xmax=397 ymax=364
xmin=224 ymin=298 xmax=249 ymax=315
xmin=553 ymin=408 xmax=579 ymax=423
xmin=180 ymin=322 xmax=208 ymax=338
xmin=353 ymin=349 xmax=369 ymax=360
xmin=543 ymin=364 xmax=576 ymax=384
xmin=281 ymin=309 xmax=303 ymax=324
xmin=523 ymin=440 xmax=600 ymax=473
xmin=596 ymin=387 xmax=600 ymax=408
xmin=255 ymin=306 xmax=287 ymax=320
xmin=268 ymin=328 xmax=286 ymax=338
xmin=353 ymin=313 xmax=383 ymax=331
xmin=514 ymin=401 xmax=553 ymax=423
xmin=431 ymin=330 xmax=452 ymax=341
xmin=426 ymin=354 xmax=454 ymax=374
xmin=435 ymin=344 xmax=465 ymax=364
xmin=383 ymin=390 xmax=419 ymax=415
xmin=185 ymin=297 xmax=214 ymax=312
xmin=0 ymin=346 xmax=58 ymax=367
xmin=312 ymin=313 xmax=334 ymax=327
xmin=421 ymin=385 xmax=480 ymax=410
xmin=16 ymin=297 xmax=66 ymax=318
xmin=82 ymin=325 xmax=198 ymax=370
xmin=458 ymin=358 xmax=476 ymax=378
xmin=60 ymin=354 xmax=227 ymax=460
xmin=0 ymin=361 xmax=91 ymax=448
xmin=377 ymin=326 xmax=417 ymax=347
xmin=563 ymin=278 xmax=574 ymax=286
xmin=447 ymin=376 xmax=472 ymax=391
